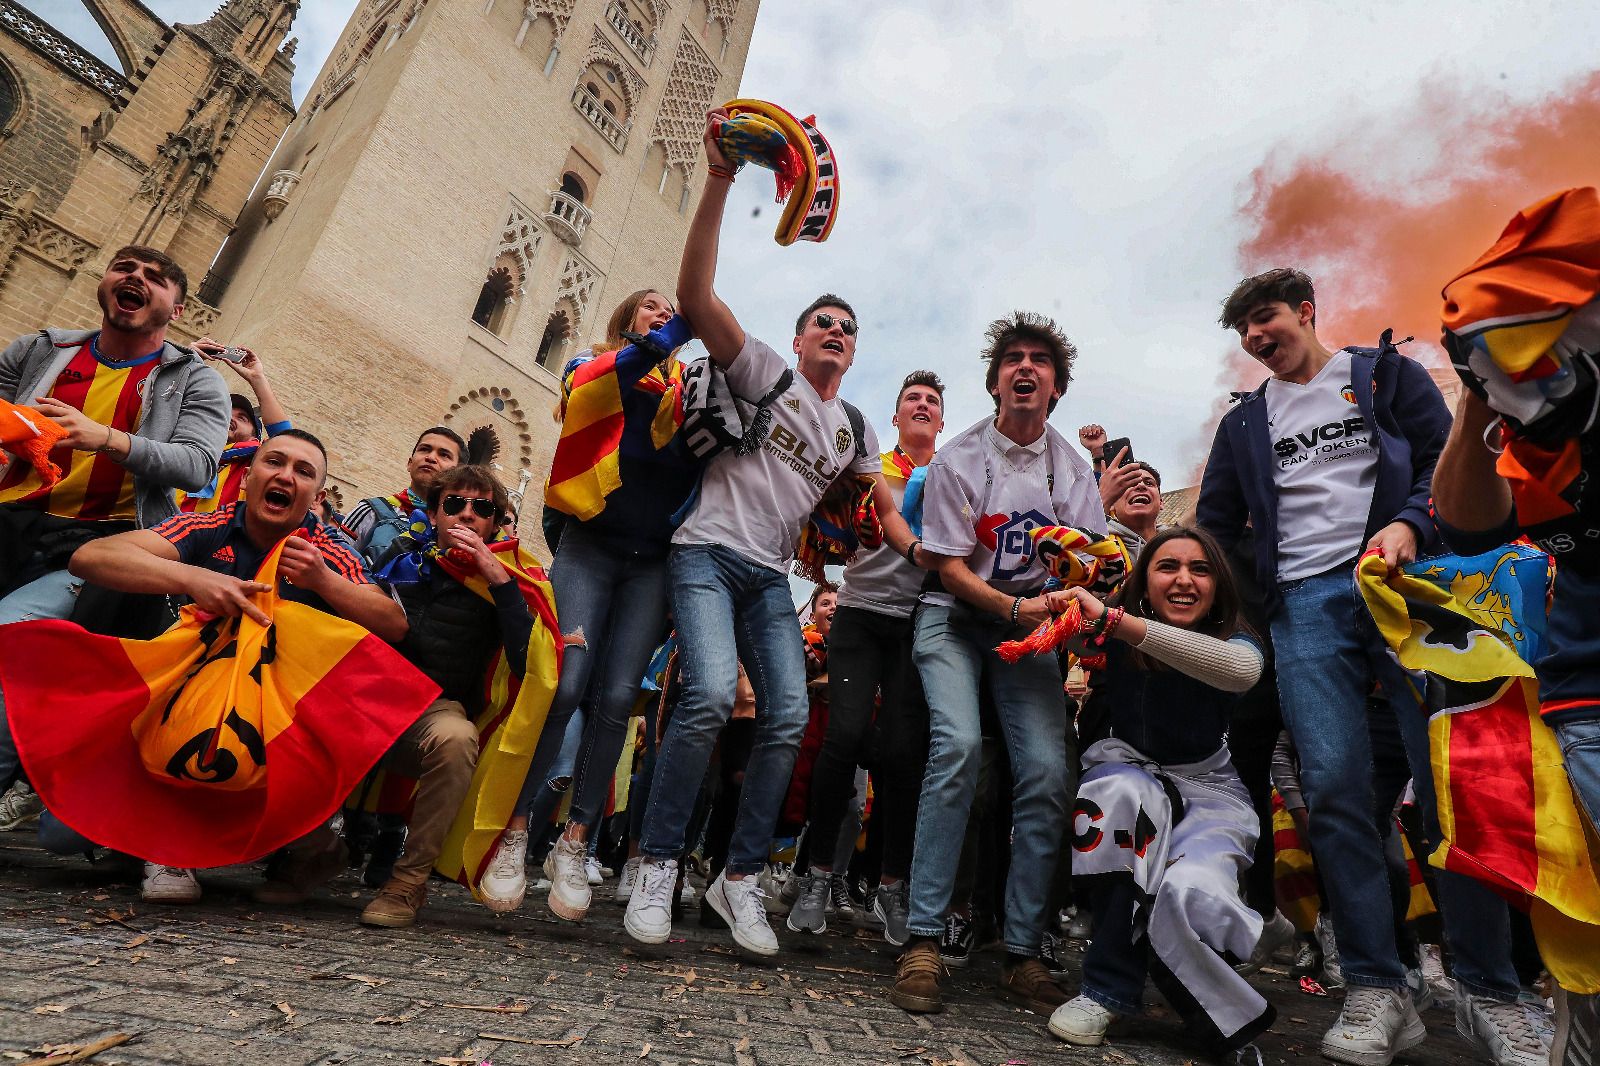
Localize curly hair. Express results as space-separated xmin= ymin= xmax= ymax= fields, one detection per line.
xmin=982 ymin=311 xmax=1077 ymax=413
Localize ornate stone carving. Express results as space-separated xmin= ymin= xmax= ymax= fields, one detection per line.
xmin=180 ymin=296 xmax=222 ymax=333
xmin=0 ymin=0 xmax=128 ymax=97
xmin=445 ymin=386 xmax=535 ymax=468
xmin=705 ymin=0 xmax=738 ymax=29
xmin=649 ymin=29 xmax=721 ymax=174
xmin=606 ymin=0 xmax=655 ymax=65
xmin=554 ymin=251 xmax=601 ymax=327
xmin=496 ymin=201 xmax=545 ymax=293
xmin=140 ymin=64 xmax=261 ymax=216
xmin=521 ymin=0 xmax=578 ymax=41
xmin=579 ymin=28 xmax=644 ymax=116
xmin=543 ymin=189 xmax=591 ymax=245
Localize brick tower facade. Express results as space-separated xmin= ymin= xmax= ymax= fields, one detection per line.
xmin=204 ymin=0 xmax=760 ymax=547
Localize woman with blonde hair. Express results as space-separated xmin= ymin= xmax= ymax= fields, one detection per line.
xmin=481 ymin=289 xmax=698 ymax=919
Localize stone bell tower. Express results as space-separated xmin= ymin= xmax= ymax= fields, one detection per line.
xmin=200 ymin=0 xmax=760 ymax=549
xmin=0 ymin=0 xmax=298 ymax=343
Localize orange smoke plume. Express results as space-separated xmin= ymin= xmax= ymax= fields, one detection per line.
xmin=1235 ymin=71 xmax=1600 ymax=370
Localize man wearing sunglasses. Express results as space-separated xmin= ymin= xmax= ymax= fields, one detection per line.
xmin=623 ymin=108 xmax=926 ymax=957
xmin=358 ymin=464 xmax=533 ymax=928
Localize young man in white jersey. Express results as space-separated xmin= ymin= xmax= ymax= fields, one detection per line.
xmin=1197 ymin=268 xmax=1541 ymax=1066
xmin=623 ymin=108 xmax=924 ymax=957
xmin=786 ymin=371 xmax=945 ymax=945
xmin=891 ymin=313 xmax=1103 ymax=1016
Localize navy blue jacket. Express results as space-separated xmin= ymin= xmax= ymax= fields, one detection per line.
xmin=1196 ymin=331 xmax=1452 ymax=614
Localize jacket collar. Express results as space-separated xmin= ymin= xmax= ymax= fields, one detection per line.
xmin=45 ymin=327 xmax=196 ymax=367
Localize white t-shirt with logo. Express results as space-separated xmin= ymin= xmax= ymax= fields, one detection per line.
xmin=838 ymin=453 xmax=923 ymax=618
xmin=919 ymin=419 xmax=1104 ymax=606
xmin=1265 ymin=349 xmax=1379 ymax=582
xmin=673 ymin=334 xmax=881 ymax=571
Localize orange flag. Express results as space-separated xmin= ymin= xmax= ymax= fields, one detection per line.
xmin=0 ymin=397 xmax=68 ymax=489
xmin=0 ymin=539 xmax=438 ymax=868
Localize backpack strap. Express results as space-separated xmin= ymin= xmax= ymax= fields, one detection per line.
xmin=841 ymin=399 xmax=868 ymax=462
xmin=734 ymin=368 xmax=794 ymax=456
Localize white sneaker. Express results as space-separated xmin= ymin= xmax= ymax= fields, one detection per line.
xmin=1456 ymin=993 xmax=1550 ymax=1066
xmin=0 ymin=780 xmax=43 ymax=830
xmin=1049 ymin=994 xmax=1116 ymax=1046
xmin=543 ymin=835 xmax=593 ymax=921
xmin=1236 ymin=911 xmax=1296 ymax=975
xmin=706 ymin=872 xmax=779 ymax=957
xmin=585 ymin=856 xmax=604 ymax=886
xmin=1552 ymin=985 xmax=1598 ymax=1066
xmin=679 ymin=880 xmax=696 ymax=904
xmin=623 ymin=858 xmax=676 ymax=944
xmin=615 ymin=856 xmax=641 ymax=903
xmin=756 ymin=862 xmax=791 ymax=915
xmin=479 ymin=829 xmax=528 ymax=914
xmin=1321 ymin=986 xmax=1426 ymax=1065
xmin=1407 ymin=967 xmax=1435 ymax=1014
xmin=1421 ymin=944 xmax=1455 ymax=1011
xmin=141 ymin=863 xmax=201 ymax=904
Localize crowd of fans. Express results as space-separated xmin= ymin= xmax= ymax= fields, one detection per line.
xmin=1 ymin=110 xmax=1597 ymax=1066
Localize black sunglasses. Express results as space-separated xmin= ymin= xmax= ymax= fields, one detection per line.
xmin=442 ymin=494 xmax=498 ymax=520
xmin=813 ymin=312 xmax=858 ymax=336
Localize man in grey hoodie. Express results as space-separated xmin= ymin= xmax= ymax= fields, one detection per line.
xmin=0 ymin=244 xmax=229 ymax=799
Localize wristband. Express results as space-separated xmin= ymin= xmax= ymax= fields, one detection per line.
xmin=905 ymin=539 xmax=921 ymax=566
xmin=1104 ymin=606 xmax=1125 ymax=640
xmin=707 ymin=163 xmax=737 ymax=182
xmin=1010 ymin=595 xmax=1024 ymax=624
xmin=95 ymin=425 xmax=115 ymax=453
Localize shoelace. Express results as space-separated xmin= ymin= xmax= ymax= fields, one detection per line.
xmin=727 ymin=879 xmax=771 ymax=925
xmin=1232 ymin=1044 xmax=1265 ymax=1066
xmin=829 ymin=877 xmax=852 ymax=909
xmin=798 ymin=875 xmax=828 ymax=911
xmin=1477 ymin=999 xmax=1546 ymax=1053
xmin=1340 ymin=987 xmax=1391 ymax=1026
xmin=942 ymin=914 xmax=971 ymax=947
xmin=638 ymin=863 xmax=676 ymax=909
xmin=557 ymin=845 xmax=591 ymax=891
xmin=489 ymin=835 xmax=525 ymax=878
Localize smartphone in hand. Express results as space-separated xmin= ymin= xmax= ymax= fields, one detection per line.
xmin=1101 ymin=437 xmax=1134 ymax=466
xmin=195 ymin=339 xmax=249 ymax=364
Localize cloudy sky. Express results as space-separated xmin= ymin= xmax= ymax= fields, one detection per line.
xmin=42 ymin=0 xmax=1600 ymax=486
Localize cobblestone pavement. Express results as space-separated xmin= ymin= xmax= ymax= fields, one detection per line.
xmin=1 ymin=839 xmax=1480 ymax=1066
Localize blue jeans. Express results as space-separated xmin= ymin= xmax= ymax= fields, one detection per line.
xmin=1272 ymin=566 xmax=1519 ymax=999
xmin=0 ymin=568 xmax=85 ymax=792
xmin=1557 ymin=719 xmax=1600 ymax=832
xmin=641 ymin=544 xmax=809 ymax=876
xmin=907 ymin=602 xmax=1074 ymax=955
xmin=512 ymin=527 xmax=669 ymax=828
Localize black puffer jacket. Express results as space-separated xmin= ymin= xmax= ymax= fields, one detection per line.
xmin=382 ymin=543 xmax=534 ymax=710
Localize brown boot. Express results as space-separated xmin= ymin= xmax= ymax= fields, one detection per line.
xmin=890 ymin=941 xmax=946 ymax=1014
xmin=360 ymin=877 xmax=428 ymax=928
xmin=1001 ymin=957 xmax=1069 ymax=1014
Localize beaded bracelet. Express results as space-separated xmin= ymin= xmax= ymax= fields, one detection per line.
xmin=1010 ymin=595 xmax=1024 ymax=624
xmin=1103 ymin=606 xmax=1125 ymax=640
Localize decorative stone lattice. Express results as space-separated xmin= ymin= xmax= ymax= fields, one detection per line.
xmin=0 ymin=0 xmax=128 ymax=96
xmin=495 ymin=200 xmax=544 ymax=293
xmin=554 ymin=251 xmax=601 ymax=328
xmin=648 ymin=29 xmax=720 ymax=174
xmin=523 ymin=0 xmax=578 ymax=41
xmin=705 ymin=0 xmax=738 ymax=29
xmin=578 ymin=27 xmax=644 ymax=116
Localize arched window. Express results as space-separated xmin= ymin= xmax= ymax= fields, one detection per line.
xmin=537 ymin=310 xmax=572 ymax=370
xmin=357 ymin=22 xmax=389 ymax=63
xmin=472 ymin=264 xmax=517 ymax=335
xmin=0 ymin=66 xmax=16 ymax=134
xmin=559 ymin=172 xmax=586 ymax=203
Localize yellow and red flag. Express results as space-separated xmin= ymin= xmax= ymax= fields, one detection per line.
xmin=0 ymin=397 xmax=68 ymax=490
xmin=424 ymin=540 xmax=564 ymax=899
xmin=1358 ymin=545 xmax=1600 ymax=992
xmin=0 ymin=539 xmax=438 ymax=868
xmin=545 ymin=317 xmax=691 ymax=521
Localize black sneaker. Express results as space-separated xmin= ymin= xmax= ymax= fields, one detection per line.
xmin=1290 ymin=933 xmax=1321 ymax=979
xmin=363 ymin=818 xmax=407 ymax=888
xmin=1040 ymin=930 xmax=1071 ymax=977
xmin=939 ymin=912 xmax=977 ymax=969
xmin=829 ymin=874 xmax=857 ymax=922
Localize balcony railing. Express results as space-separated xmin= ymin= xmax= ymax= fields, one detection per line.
xmin=543 ymin=189 xmax=592 ymax=245
xmin=571 ymin=86 xmax=629 ymax=152
xmin=260 ymin=169 xmax=301 ymax=222
xmin=605 ymin=0 xmax=655 ymax=65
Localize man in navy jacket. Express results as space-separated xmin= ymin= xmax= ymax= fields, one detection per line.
xmin=1198 ymin=270 xmax=1540 ymax=1066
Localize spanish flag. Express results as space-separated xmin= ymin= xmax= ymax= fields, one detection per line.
xmin=0 ymin=398 xmax=67 ymax=489
xmin=420 ymin=540 xmax=563 ymax=899
xmin=544 ymin=316 xmax=692 ymax=521
xmin=0 ymin=538 xmax=439 ymax=868
xmin=1358 ymin=546 xmax=1600 ymax=992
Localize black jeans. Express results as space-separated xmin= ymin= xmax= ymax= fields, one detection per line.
xmin=805 ymin=605 xmax=930 ymax=880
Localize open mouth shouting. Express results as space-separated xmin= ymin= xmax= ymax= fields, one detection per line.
xmin=1251 ymin=341 xmax=1279 ymax=365
xmin=261 ymin=486 xmax=295 ymax=514
xmin=1128 ymin=489 xmax=1154 ymax=508
xmin=1011 ymin=378 xmax=1038 ymax=398
xmin=112 ymin=284 xmax=148 ymax=314
xmin=821 ymin=338 xmax=846 ymax=354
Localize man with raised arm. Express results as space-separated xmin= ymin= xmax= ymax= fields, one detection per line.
xmin=623 ymin=107 xmax=923 ymax=958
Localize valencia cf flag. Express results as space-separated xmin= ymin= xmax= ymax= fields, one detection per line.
xmin=1358 ymin=545 xmax=1600 ymax=993
xmin=0 ymin=538 xmax=438 ymax=868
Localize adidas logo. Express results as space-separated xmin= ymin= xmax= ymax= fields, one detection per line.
xmin=212 ymin=545 xmax=236 ymax=564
